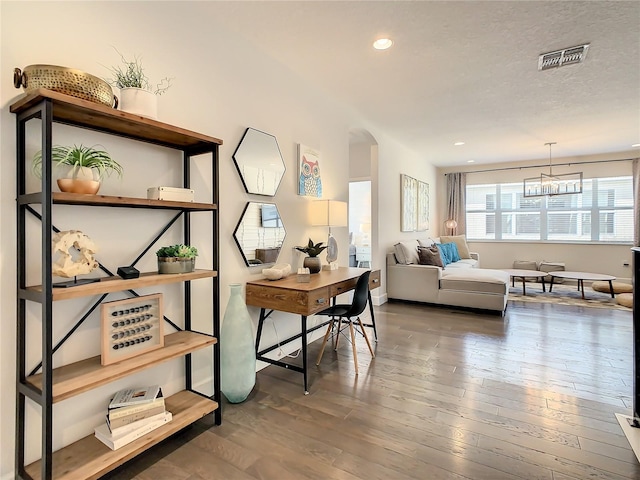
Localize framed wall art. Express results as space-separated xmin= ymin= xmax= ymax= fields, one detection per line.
xmin=101 ymin=293 xmax=164 ymax=366
xmin=298 ymin=144 xmax=323 ymax=198
xmin=417 ymin=180 xmax=430 ymax=231
xmin=401 ymin=174 xmax=417 ymax=232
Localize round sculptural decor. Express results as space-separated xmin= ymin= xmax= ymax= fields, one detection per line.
xmin=52 ymin=230 xmax=99 ymax=278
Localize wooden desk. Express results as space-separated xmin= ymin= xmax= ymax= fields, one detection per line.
xmin=246 ymin=267 xmax=380 ymax=393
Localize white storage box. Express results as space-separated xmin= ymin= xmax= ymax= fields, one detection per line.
xmin=147 ymin=186 xmax=194 ymax=202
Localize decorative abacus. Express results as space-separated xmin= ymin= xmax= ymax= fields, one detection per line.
xmin=100 ymin=293 xmax=164 ymax=365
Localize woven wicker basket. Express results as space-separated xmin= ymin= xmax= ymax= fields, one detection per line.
xmin=14 ymin=65 xmax=116 ymax=108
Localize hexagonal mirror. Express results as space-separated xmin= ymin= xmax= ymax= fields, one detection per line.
xmin=233 ymin=202 xmax=287 ymax=267
xmin=233 ymin=127 xmax=286 ymax=196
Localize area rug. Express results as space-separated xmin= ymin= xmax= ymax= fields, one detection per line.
xmin=508 ymin=282 xmax=631 ymax=311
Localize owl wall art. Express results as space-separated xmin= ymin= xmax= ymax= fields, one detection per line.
xmin=297 ymin=144 xmax=323 ymax=198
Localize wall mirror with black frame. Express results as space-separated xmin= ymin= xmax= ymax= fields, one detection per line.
xmin=232 ymin=127 xmax=286 ymax=196
xmin=233 ymin=202 xmax=287 ymax=266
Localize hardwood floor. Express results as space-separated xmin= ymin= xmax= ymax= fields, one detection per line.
xmin=104 ymin=300 xmax=639 ymax=480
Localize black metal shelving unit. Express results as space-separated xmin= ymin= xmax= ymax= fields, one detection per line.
xmin=12 ymin=89 xmax=222 ymax=480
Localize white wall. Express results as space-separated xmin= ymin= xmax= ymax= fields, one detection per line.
xmin=345 ymin=129 xmax=439 ymax=303
xmin=377 ymin=139 xmax=438 ymax=299
xmin=0 ymin=1 xmax=386 ymax=476
xmin=437 ymin=151 xmax=637 ymax=281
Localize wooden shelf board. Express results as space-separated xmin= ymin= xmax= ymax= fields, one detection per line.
xmin=51 ymin=192 xmax=217 ymax=211
xmin=24 ymin=390 xmax=218 ymax=480
xmin=10 ymin=88 xmax=223 ymax=151
xmin=26 ymin=269 xmax=217 ymax=301
xmin=26 ymin=331 xmax=217 ymax=403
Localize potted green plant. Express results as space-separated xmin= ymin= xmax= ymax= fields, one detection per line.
xmin=295 ymin=239 xmax=327 ymax=274
xmin=106 ymin=49 xmax=172 ymax=119
xmin=33 ymin=144 xmax=123 ymax=195
xmin=156 ymin=244 xmax=198 ymax=274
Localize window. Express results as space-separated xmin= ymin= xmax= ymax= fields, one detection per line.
xmin=466 ymin=176 xmax=633 ymax=242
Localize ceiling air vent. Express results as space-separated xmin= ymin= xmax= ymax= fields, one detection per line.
xmin=538 ymin=44 xmax=590 ymax=71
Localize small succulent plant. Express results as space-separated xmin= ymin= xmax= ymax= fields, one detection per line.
xmin=156 ymin=244 xmax=198 ymax=258
xmin=295 ymin=239 xmax=327 ymax=258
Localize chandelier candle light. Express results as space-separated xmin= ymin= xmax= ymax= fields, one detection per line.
xmin=309 ymin=200 xmax=348 ymax=271
xmin=523 ymin=142 xmax=583 ymax=198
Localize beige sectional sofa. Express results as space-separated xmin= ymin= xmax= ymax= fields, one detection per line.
xmin=386 ymin=238 xmax=509 ymax=313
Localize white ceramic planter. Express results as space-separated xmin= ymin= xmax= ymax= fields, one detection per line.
xmin=119 ymin=87 xmax=157 ymax=119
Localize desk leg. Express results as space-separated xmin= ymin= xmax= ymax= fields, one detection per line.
xmin=549 ymin=277 xmax=555 ymax=292
xmin=520 ymin=277 xmax=526 ymax=296
xmin=608 ymin=280 xmax=615 ymax=298
xmin=255 ymin=308 xmax=266 ymax=353
xmin=579 ymin=279 xmax=585 ymax=299
xmin=541 ymin=276 xmax=546 ymax=292
xmin=367 ymin=291 xmax=378 ymax=341
xmin=302 ymin=315 xmax=309 ymax=395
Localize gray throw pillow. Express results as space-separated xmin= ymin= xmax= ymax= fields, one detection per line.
xmin=417 ymin=245 xmax=444 ymax=268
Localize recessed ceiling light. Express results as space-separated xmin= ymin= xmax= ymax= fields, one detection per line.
xmin=373 ymin=38 xmax=393 ymax=50
xmin=633 ymin=143 xmax=640 ymax=148
xmin=467 ymin=160 xmax=475 ymax=163
xmin=454 ymin=142 xmax=465 ymax=146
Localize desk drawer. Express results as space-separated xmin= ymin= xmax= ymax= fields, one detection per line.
xmin=329 ymin=279 xmax=357 ymax=297
xmin=307 ymin=287 xmax=331 ymax=314
xmin=369 ymin=270 xmax=381 ymax=290
xmin=246 ymin=284 xmax=330 ymax=316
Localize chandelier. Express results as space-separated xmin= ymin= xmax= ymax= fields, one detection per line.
xmin=523 ymin=142 xmax=583 ymax=198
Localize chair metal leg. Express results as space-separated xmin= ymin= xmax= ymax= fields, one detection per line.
xmin=349 ymin=320 xmax=359 ymax=375
xmin=316 ymin=318 xmax=335 ymax=366
xmin=357 ymin=316 xmax=375 ymax=358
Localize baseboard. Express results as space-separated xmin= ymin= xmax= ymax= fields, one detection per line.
xmin=615 ymin=413 xmax=640 ymax=463
xmin=372 ymin=293 xmax=387 ymax=306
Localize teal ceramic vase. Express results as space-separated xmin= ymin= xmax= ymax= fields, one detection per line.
xmin=220 ymin=284 xmax=256 ymax=403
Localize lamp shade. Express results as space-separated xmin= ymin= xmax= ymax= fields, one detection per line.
xmin=444 ymin=219 xmax=458 ymax=230
xmin=309 ymin=200 xmax=347 ymax=227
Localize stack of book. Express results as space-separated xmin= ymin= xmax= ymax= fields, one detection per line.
xmin=94 ymin=385 xmax=172 ymax=450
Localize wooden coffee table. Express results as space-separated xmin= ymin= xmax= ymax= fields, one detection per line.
xmin=502 ymin=269 xmax=547 ymax=295
xmin=548 ymin=271 xmax=616 ymax=299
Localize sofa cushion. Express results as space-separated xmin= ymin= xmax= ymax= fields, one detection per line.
xmin=394 ymin=240 xmax=420 ymax=265
xmin=446 ymin=258 xmax=478 ymax=268
xmin=437 ymin=242 xmax=460 ymax=265
xmin=440 ymin=235 xmax=471 ymax=259
xmin=440 ymin=268 xmax=509 ymax=295
xmin=417 ymin=245 xmax=444 ymax=268
xmin=417 ymin=238 xmax=435 ymax=248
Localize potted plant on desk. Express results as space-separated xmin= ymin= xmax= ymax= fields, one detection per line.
xmin=156 ymin=244 xmax=198 ymax=274
xmin=295 ymin=239 xmax=327 ymax=274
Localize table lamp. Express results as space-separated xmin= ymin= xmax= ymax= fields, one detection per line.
xmin=309 ymin=200 xmax=348 ymax=270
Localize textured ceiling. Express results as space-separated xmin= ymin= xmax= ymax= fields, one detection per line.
xmin=206 ymin=1 xmax=640 ymax=167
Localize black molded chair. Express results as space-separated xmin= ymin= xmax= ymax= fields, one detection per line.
xmin=315 ymin=271 xmax=375 ymax=375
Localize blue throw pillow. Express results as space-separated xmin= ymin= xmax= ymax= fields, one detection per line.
xmin=436 ymin=243 xmax=450 ymax=266
xmin=444 ymin=242 xmax=461 ymax=262
xmin=437 ymin=242 xmax=460 ymax=265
